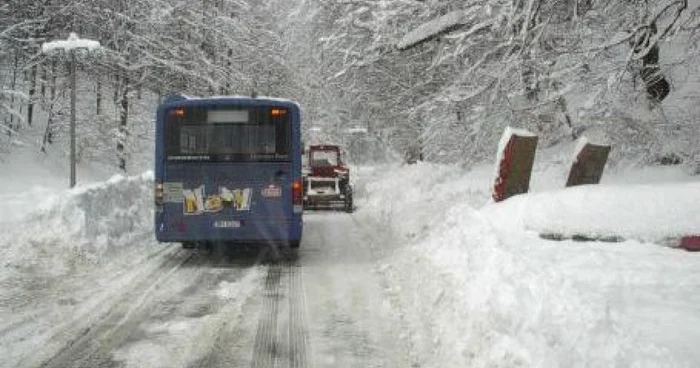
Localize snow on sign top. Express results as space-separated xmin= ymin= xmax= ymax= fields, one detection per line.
xmin=496 ymin=127 xmax=536 ymax=161
xmin=571 ymin=136 xmax=611 ymax=164
xmin=41 ymin=33 xmax=101 ymax=53
xmin=494 ymin=126 xmax=536 ymax=182
xmin=571 ymin=136 xmax=590 ymax=164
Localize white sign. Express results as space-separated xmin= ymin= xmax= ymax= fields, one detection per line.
xmin=207 ymin=110 xmax=249 ymax=123
xmin=163 ymin=182 xmax=184 ymax=203
xmin=213 ymin=220 xmax=241 ymax=228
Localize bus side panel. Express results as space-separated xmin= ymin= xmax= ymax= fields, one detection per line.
xmin=154 ymin=105 xmax=167 ymax=241
xmin=154 ymin=106 xmax=166 ymax=180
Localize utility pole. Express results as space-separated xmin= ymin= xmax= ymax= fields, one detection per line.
xmin=42 ymin=33 xmax=101 ymax=188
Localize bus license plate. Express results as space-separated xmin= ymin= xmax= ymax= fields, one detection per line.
xmin=262 ymin=186 xmax=282 ymax=198
xmin=214 ymin=220 xmax=241 ymax=228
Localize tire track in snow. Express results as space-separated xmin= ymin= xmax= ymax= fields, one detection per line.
xmin=37 ymin=247 xmax=200 ymax=368
xmin=250 ymin=249 xmax=310 ymax=368
xmin=251 ymin=262 xmax=283 ymax=368
xmin=287 ymin=257 xmax=310 ymax=368
xmin=188 ymin=248 xmax=268 ymax=368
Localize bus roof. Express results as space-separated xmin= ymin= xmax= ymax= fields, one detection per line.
xmin=161 ymin=94 xmax=301 ymax=110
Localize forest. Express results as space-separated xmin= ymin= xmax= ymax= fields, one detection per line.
xmin=1 ymin=0 xmax=698 ymax=171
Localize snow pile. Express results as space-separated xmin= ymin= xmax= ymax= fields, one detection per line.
xmin=0 ymin=170 xmax=164 ymax=367
xmin=357 ymin=161 xmax=700 ymax=367
xmin=358 ymin=162 xmax=490 ymax=239
xmin=484 ymin=182 xmax=700 ymax=243
xmin=26 ymin=171 xmax=154 ymax=250
xmin=0 ymin=171 xmax=155 ymax=275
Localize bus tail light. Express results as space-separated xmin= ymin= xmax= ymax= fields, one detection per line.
xmin=155 ymin=183 xmax=164 ymax=205
xmin=170 ymin=108 xmax=185 ymax=117
xmin=292 ymin=179 xmax=303 ymax=205
xmin=271 ymin=108 xmax=287 ymax=116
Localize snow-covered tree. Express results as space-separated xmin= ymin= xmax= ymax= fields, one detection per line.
xmin=299 ymin=0 xmax=699 ymax=167
xmin=1 ymin=0 xmax=699 ymax=170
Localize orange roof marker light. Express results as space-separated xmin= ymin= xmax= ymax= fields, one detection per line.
xmin=271 ymin=108 xmax=287 ymax=116
xmin=170 ymin=107 xmax=185 ymax=117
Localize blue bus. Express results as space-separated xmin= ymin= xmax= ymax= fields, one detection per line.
xmin=154 ymin=95 xmax=303 ymax=248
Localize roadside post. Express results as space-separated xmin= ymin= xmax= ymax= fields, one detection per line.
xmin=493 ymin=128 xmax=538 ymax=202
xmin=681 ymin=236 xmax=700 ymax=251
xmin=566 ymin=138 xmax=611 ymax=187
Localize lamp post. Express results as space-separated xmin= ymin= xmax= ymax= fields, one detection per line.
xmin=41 ymin=33 xmax=101 ymax=188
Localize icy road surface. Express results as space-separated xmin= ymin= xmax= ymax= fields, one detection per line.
xmin=3 ymin=212 xmax=412 ymax=368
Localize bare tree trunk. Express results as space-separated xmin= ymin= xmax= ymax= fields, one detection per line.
xmin=27 ymin=64 xmax=37 ymax=127
xmin=41 ymin=100 xmax=56 ymax=153
xmin=6 ymin=51 xmax=20 ymax=136
xmin=113 ymin=75 xmax=120 ymax=107
xmin=50 ymin=59 xmax=57 ymax=102
xmin=117 ymin=78 xmax=129 ymax=172
xmin=635 ymin=22 xmax=670 ymax=103
xmin=40 ymin=63 xmax=46 ymax=98
xmin=41 ymin=60 xmax=58 ymax=152
xmin=96 ymin=78 xmax=102 ymax=115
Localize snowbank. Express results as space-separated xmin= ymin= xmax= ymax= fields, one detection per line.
xmin=484 ymin=182 xmax=700 ymax=243
xmin=0 ymin=171 xmax=155 ymax=281
xmin=357 ymin=161 xmax=700 ymax=367
xmin=0 ymin=171 xmax=163 ymax=367
xmin=25 ymin=172 xmax=153 ymax=251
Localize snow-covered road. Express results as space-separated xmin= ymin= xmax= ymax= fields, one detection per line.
xmin=2 ymin=210 xmax=411 ymax=368
xmin=2 ymin=160 xmax=700 ymax=367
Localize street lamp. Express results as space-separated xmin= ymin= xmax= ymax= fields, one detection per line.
xmin=41 ymin=32 xmax=101 ymax=188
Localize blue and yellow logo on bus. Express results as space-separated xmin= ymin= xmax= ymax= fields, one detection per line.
xmin=182 ymin=185 xmax=252 ymax=215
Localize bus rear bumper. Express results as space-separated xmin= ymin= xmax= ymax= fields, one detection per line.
xmin=155 ymin=217 xmax=302 ymax=244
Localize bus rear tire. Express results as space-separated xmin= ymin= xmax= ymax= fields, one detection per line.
xmin=182 ymin=241 xmax=196 ymax=249
xmin=289 ymin=240 xmax=301 ymax=249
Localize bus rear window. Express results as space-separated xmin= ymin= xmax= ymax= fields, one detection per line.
xmin=165 ymin=107 xmax=290 ymax=161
